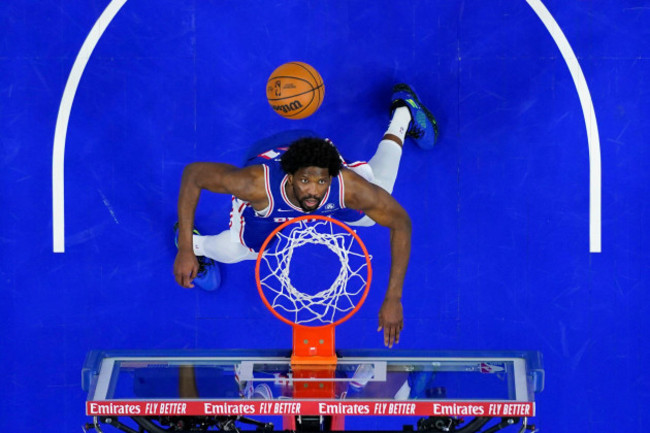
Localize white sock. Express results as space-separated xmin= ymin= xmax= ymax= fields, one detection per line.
xmin=385 ymin=106 xmax=412 ymax=143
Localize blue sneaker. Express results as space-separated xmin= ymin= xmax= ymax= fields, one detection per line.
xmin=173 ymin=223 xmax=221 ymax=291
xmin=390 ymin=83 xmax=439 ymax=149
xmin=192 ymin=256 xmax=221 ymax=292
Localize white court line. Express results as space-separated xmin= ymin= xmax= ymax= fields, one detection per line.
xmin=52 ymin=0 xmax=128 ymax=253
xmin=52 ymin=1 xmax=601 ymax=253
xmin=526 ymin=0 xmax=602 ymax=253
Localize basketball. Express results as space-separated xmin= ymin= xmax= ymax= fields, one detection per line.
xmin=266 ymin=62 xmax=324 ymax=119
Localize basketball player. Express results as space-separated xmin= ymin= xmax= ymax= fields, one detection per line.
xmin=174 ymin=84 xmax=438 ymax=348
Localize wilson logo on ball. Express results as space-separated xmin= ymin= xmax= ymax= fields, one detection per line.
xmin=271 ymin=100 xmax=304 ymax=114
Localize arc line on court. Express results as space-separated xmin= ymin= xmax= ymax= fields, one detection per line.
xmin=525 ymin=0 xmax=602 ymax=253
xmin=51 ymin=0 xmax=128 ymax=253
xmin=51 ymin=1 xmax=601 ymax=253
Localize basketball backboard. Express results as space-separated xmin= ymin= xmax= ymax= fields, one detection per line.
xmin=83 ymin=221 xmax=542 ymax=432
xmin=83 ymin=349 xmax=543 ymax=432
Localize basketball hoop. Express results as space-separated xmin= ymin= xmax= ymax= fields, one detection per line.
xmin=255 ymin=215 xmax=372 ymax=365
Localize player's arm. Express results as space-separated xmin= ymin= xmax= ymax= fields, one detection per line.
xmin=342 ymin=169 xmax=411 ymax=348
xmin=178 ymin=365 xmax=199 ymax=398
xmin=174 ymin=163 xmax=267 ymax=288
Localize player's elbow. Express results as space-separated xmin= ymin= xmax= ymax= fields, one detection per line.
xmin=182 ymin=162 xmax=215 ymax=190
xmin=398 ymin=211 xmax=412 ymax=234
xmin=387 ymin=205 xmax=411 ymax=235
xmin=182 ymin=162 xmax=202 ymax=184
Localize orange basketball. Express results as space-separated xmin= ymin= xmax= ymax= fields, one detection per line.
xmin=266 ymin=62 xmax=324 ymax=119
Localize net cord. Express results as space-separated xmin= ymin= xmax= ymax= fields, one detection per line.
xmin=258 ymin=220 xmax=370 ymax=325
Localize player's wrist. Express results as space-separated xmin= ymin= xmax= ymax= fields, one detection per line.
xmin=177 ymin=246 xmax=195 ymax=255
xmin=384 ymin=283 xmax=403 ymax=300
xmin=383 ymin=293 xmax=402 ymax=302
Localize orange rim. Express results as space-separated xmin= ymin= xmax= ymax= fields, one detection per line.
xmin=255 ymin=214 xmax=372 ymax=329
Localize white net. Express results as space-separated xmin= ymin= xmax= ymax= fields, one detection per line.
xmin=258 ymin=218 xmax=371 ymax=326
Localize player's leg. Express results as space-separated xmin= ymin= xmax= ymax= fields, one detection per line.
xmin=346 ymin=84 xmax=439 ymax=227
xmin=175 ymin=229 xmax=256 ymax=291
xmin=366 ymin=115 xmax=409 ymax=195
xmin=191 ymin=194 xmax=281 ymax=265
xmin=192 ymin=230 xmax=257 ymax=263
xmin=369 ymin=83 xmax=440 ymax=193
xmin=343 ymin=119 xmax=408 ymax=227
xmin=343 ymin=106 xmax=410 ymax=228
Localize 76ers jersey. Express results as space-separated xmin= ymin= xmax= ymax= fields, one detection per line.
xmin=229 ymin=146 xmax=367 ymax=252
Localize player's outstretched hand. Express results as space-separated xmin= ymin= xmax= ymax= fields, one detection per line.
xmin=377 ymin=298 xmax=404 ymax=348
xmin=174 ymin=250 xmax=199 ymax=288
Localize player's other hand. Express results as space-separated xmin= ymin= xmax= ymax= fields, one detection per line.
xmin=174 ymin=249 xmax=199 ymax=288
xmin=377 ymin=298 xmax=403 ymax=348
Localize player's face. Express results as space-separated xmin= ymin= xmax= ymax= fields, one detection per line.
xmin=288 ymin=167 xmax=332 ymax=212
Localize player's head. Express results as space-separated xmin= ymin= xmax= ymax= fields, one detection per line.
xmin=281 ymin=137 xmax=343 ymax=212
xmin=280 ymin=137 xmax=342 ymax=176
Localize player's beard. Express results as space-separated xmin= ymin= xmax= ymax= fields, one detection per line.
xmin=298 ymin=195 xmax=321 ymax=212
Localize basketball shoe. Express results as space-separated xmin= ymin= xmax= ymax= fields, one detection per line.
xmin=391 ymin=83 xmax=439 ymax=149
xmin=173 ymin=222 xmax=221 ymax=291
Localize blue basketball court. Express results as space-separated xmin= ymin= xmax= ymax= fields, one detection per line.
xmin=1 ymin=1 xmax=648 ymax=431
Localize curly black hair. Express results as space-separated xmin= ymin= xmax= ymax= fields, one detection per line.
xmin=280 ymin=137 xmax=343 ymax=176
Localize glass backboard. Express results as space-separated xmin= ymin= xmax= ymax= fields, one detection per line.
xmin=83 ymin=349 xmax=543 ymax=421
